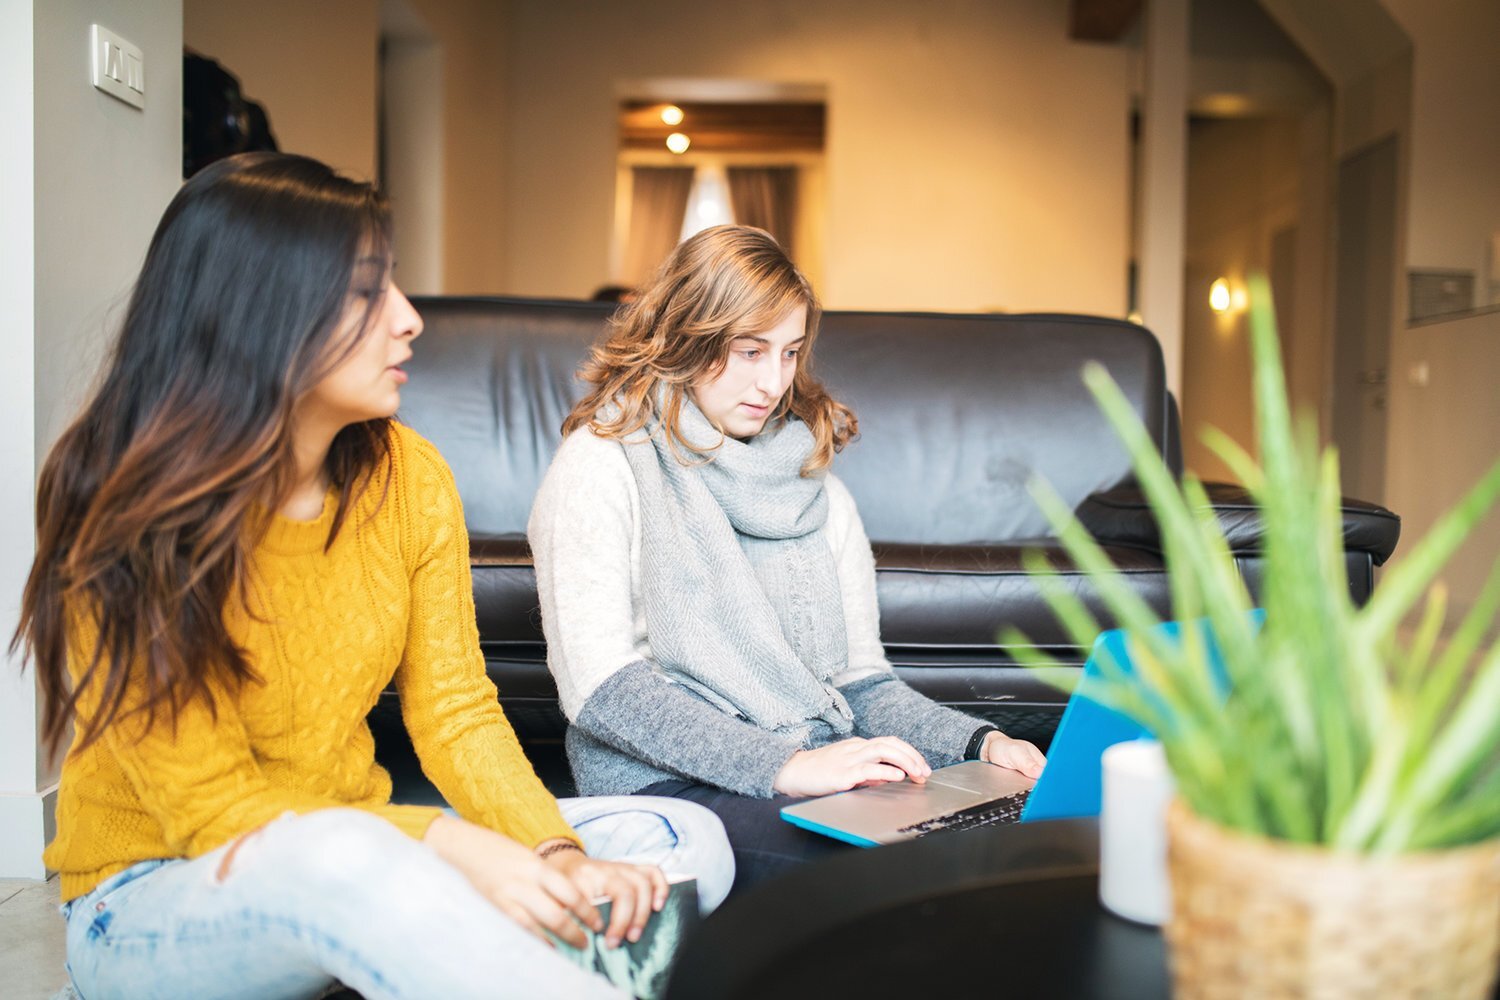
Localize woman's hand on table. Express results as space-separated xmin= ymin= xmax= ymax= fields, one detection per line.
xmin=981 ymin=732 xmax=1046 ymax=778
xmin=773 ymin=736 xmax=931 ymax=797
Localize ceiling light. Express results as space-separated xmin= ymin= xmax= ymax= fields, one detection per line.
xmin=660 ymin=105 xmax=684 ymax=126
xmin=666 ymin=132 xmax=691 ymax=154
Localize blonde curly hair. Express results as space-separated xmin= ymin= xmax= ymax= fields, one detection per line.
xmin=563 ymin=225 xmax=856 ymax=474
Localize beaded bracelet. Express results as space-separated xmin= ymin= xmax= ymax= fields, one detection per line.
xmin=537 ymin=840 xmax=585 ymax=860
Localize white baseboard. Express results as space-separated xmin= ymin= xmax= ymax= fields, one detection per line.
xmin=0 ymin=785 xmax=58 ymax=880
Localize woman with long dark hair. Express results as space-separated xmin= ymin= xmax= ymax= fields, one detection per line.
xmin=16 ymin=152 xmax=731 ymax=999
xmin=529 ymin=225 xmax=1045 ymax=894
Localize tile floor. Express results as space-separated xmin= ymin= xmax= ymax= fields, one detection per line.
xmin=0 ymin=877 xmax=68 ymax=999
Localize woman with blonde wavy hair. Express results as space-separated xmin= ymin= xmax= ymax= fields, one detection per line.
xmin=529 ymin=225 xmax=1045 ymax=892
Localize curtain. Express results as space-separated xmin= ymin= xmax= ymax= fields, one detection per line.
xmin=727 ymin=166 xmax=799 ymax=259
xmin=624 ymin=166 xmax=695 ymax=285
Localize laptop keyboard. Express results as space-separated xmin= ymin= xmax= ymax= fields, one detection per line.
xmin=897 ymin=790 xmax=1031 ymax=837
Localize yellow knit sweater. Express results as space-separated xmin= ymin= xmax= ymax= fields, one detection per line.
xmin=45 ymin=423 xmax=578 ymax=901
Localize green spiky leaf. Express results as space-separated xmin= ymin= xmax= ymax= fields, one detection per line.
xmin=1010 ymin=274 xmax=1500 ymax=851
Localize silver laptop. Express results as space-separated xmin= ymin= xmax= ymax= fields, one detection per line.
xmin=779 ymin=760 xmax=1037 ymax=847
xmin=779 ymin=618 xmax=1242 ymax=847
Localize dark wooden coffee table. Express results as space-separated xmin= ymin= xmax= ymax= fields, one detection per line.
xmin=665 ymin=819 xmax=1170 ymax=1000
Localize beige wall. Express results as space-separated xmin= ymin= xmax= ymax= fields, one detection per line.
xmin=503 ymin=0 xmax=1131 ymax=313
xmin=1373 ymin=1 xmax=1500 ymax=619
xmin=406 ymin=0 xmax=509 ymax=294
xmin=1385 ymin=309 xmax=1500 ymax=620
xmin=1384 ymin=0 xmax=1500 ymax=290
xmin=1180 ymin=116 xmax=1306 ymax=482
xmin=383 ymin=33 xmax=446 ymax=295
xmin=185 ymin=0 xmax=508 ymax=294
xmin=184 ymin=0 xmax=379 ymax=181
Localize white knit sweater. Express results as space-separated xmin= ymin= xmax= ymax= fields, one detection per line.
xmin=528 ymin=427 xmax=986 ymax=796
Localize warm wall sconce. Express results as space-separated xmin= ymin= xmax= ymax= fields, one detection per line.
xmin=1209 ymin=278 xmax=1231 ymax=313
xmin=1209 ymin=278 xmax=1248 ymax=314
xmin=660 ymin=104 xmax=684 ymax=126
xmin=665 ymin=132 xmax=691 ymax=154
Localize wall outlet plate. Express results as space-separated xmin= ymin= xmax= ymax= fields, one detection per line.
xmin=91 ymin=24 xmax=144 ymax=110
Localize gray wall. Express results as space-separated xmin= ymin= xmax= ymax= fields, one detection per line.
xmin=34 ymin=1 xmax=184 ymax=459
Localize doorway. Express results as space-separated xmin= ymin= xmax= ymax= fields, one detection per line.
xmin=613 ymin=94 xmax=827 ymax=294
xmin=1331 ymin=136 xmax=1398 ymax=504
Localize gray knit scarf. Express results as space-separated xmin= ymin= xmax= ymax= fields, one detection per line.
xmin=619 ymin=393 xmax=855 ymax=740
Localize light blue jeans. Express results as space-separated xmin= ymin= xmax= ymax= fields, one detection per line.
xmin=59 ymin=797 xmax=734 ymax=1000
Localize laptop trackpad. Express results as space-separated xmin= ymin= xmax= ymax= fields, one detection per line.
xmin=929 ymin=760 xmax=1035 ymax=796
xmin=848 ymin=778 xmax=981 ymax=812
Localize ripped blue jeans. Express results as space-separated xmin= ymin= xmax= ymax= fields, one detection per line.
xmin=59 ymin=796 xmax=734 ymax=1000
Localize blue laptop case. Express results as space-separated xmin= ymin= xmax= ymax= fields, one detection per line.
xmin=1016 ymin=626 xmax=1153 ymax=822
xmin=1020 ymin=611 xmax=1262 ymax=822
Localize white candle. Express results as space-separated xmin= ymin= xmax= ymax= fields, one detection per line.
xmin=1099 ymin=738 xmax=1174 ymax=925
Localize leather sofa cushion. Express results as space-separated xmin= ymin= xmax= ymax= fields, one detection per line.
xmin=469 ymin=535 xmax=1173 ymax=667
xmin=1076 ymin=483 xmax=1401 ymax=565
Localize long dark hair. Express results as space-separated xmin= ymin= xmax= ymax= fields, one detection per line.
xmin=14 ymin=152 xmax=394 ymax=755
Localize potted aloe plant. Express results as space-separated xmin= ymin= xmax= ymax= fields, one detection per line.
xmin=1009 ymin=275 xmax=1500 ymax=999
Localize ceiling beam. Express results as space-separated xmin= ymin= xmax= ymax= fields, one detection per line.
xmin=619 ymin=102 xmax=826 ymax=154
xmin=1069 ymin=0 xmax=1144 ymax=42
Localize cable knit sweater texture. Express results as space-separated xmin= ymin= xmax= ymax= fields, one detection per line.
xmin=529 ymin=428 xmax=985 ymax=798
xmin=45 ymin=423 xmax=577 ymax=902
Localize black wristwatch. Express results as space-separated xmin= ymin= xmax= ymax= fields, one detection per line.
xmin=964 ymin=725 xmax=1000 ymax=761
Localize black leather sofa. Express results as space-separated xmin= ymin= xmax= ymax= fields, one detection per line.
xmin=372 ymin=296 xmax=1401 ymax=801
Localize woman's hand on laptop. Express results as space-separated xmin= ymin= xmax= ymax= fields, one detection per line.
xmin=980 ymin=732 xmax=1047 ymax=778
xmin=773 ymin=736 xmax=932 ymax=797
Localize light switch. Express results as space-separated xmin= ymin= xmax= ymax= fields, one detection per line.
xmin=91 ymin=24 xmax=145 ymax=110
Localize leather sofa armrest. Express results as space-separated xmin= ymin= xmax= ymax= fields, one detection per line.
xmin=1076 ymin=482 xmax=1402 ymax=566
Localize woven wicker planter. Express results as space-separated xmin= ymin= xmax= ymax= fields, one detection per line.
xmin=1165 ymin=800 xmax=1500 ymax=999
